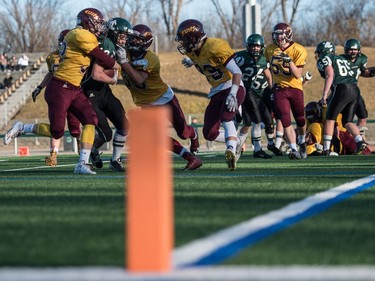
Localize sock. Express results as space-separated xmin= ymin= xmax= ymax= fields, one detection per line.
xmin=354 ymin=135 xmax=363 ymax=143
xmin=79 ymin=148 xmax=91 ymax=164
xmin=251 ymin=123 xmax=262 ymax=152
xmin=323 ymin=135 xmax=332 ymax=151
xmin=297 ymin=134 xmax=306 ymax=144
xmin=275 ymin=131 xmax=284 ymax=148
xmin=112 ymin=132 xmax=126 ymax=161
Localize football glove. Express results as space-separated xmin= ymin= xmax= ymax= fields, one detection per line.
xmin=115 ymin=46 xmax=128 ymax=64
xmin=279 ymin=52 xmax=291 ymax=63
xmin=225 ymin=92 xmax=238 ymax=112
xmin=131 ymin=59 xmax=148 ymax=67
xmin=32 ymin=86 xmax=42 ymax=102
xmin=181 ymin=57 xmax=194 ymax=68
xmin=304 ymin=71 xmax=312 ymax=81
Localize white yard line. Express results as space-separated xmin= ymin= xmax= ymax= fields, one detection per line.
xmin=1 ymin=266 xmax=375 ymax=281
xmin=173 ymin=175 xmax=375 ymax=267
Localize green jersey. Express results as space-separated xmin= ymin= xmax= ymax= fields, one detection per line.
xmin=340 ymin=53 xmax=368 ymax=82
xmin=316 ymin=54 xmax=357 ymax=86
xmin=235 ymin=50 xmax=270 ymax=98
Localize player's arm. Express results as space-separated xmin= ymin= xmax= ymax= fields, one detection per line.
xmin=264 ymin=68 xmax=273 ymax=89
xmin=225 ymin=58 xmax=242 ymax=112
xmin=91 ymin=62 xmax=118 ymax=85
xmin=360 ymin=66 xmax=375 ymax=78
xmin=120 ymin=62 xmax=149 ymax=85
xmin=89 ymin=46 xmax=121 ymax=70
xmin=320 ymin=65 xmax=334 ymax=105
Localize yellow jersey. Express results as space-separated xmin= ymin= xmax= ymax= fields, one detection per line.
xmin=186 ymin=38 xmax=235 ymax=89
xmin=264 ymin=42 xmax=307 ymax=90
xmin=122 ymin=50 xmax=169 ymax=106
xmin=54 ymin=28 xmax=99 ymax=87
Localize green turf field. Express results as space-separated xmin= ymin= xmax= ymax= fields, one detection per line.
xmin=0 ymin=152 xmax=374 ymax=267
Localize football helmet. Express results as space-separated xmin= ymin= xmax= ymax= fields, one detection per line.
xmin=58 ymin=29 xmax=70 ymax=45
xmin=305 ymin=101 xmax=322 ymax=123
xmin=272 ymin=23 xmax=292 ymax=46
xmin=246 ymin=33 xmax=265 ymax=60
xmin=126 ymin=24 xmax=154 ymax=59
xmin=343 ymin=38 xmax=361 ymax=60
xmin=314 ymin=41 xmax=335 ymax=59
xmin=106 ymin=17 xmax=132 ymax=47
xmin=175 ymin=19 xmax=207 ymax=54
xmin=76 ymin=8 xmax=106 ymax=38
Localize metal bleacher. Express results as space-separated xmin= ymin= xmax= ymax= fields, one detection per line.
xmin=0 ymin=53 xmax=48 ymax=131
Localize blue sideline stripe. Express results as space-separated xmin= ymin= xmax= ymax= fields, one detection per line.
xmin=176 ymin=176 xmax=375 ymax=268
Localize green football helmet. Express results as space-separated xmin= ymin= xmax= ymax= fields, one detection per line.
xmin=106 ymin=17 xmax=132 ymax=47
xmin=314 ymin=41 xmax=335 ymax=59
xmin=246 ymin=33 xmax=265 ymax=59
xmin=343 ymin=38 xmax=361 ymax=59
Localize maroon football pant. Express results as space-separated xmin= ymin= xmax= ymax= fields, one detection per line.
xmin=44 ymin=77 xmax=97 ymax=139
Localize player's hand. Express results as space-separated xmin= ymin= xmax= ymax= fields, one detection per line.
xmin=181 ymin=57 xmax=194 ymax=68
xmin=279 ymin=52 xmax=291 ymax=63
xmin=304 ymin=71 xmax=312 ymax=81
xmin=113 ymin=69 xmax=118 ymax=85
xmin=115 ymin=46 xmax=128 ymax=64
xmin=32 ymin=86 xmax=42 ymax=102
xmin=318 ymin=98 xmax=327 ymax=107
xmin=226 ymin=92 xmax=238 ymax=112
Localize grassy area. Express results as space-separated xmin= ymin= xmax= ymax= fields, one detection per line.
xmin=0 ymin=152 xmax=374 ymax=267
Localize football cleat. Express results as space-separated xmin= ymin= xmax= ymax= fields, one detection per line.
xmin=225 ymin=147 xmax=236 ymax=171
xmin=4 ymin=121 xmax=24 ymax=145
xmin=45 ymin=152 xmax=58 ymax=167
xmin=184 ymin=153 xmax=202 ymax=170
xmin=189 ymin=129 xmax=200 ymax=155
xmin=299 ymin=142 xmax=307 ymax=159
xmin=253 ymin=150 xmax=272 ymax=159
xmin=354 ymin=141 xmax=367 ymax=155
xmin=288 ymin=149 xmax=301 ymax=160
xmin=322 ymin=150 xmax=330 ymax=156
xmin=90 ymin=150 xmax=103 ymax=169
xmin=267 ymin=144 xmax=283 ymax=156
xmin=109 ymin=158 xmax=125 ymax=172
xmin=74 ymin=161 xmax=96 ymax=175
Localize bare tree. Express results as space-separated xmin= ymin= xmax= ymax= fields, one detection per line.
xmin=158 ymin=0 xmax=193 ymax=36
xmin=95 ymin=0 xmax=152 ymax=25
xmin=210 ymin=0 xmax=245 ymax=48
xmin=0 ymin=0 xmax=64 ymax=53
xmin=298 ymin=0 xmax=375 ymax=46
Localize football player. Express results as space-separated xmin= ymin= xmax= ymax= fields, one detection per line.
xmin=315 ymin=41 xmax=366 ymax=155
xmin=264 ymin=23 xmax=308 ymax=160
xmin=4 ymin=8 xmax=121 ymax=174
xmin=116 ymin=24 xmax=202 ymax=170
xmin=342 ymin=39 xmax=375 ymax=139
xmin=31 ymin=29 xmax=81 ymax=167
xmin=234 ymin=33 xmax=281 ymax=160
xmin=81 ymin=17 xmax=132 ymax=172
xmin=175 ymin=19 xmax=245 ymax=170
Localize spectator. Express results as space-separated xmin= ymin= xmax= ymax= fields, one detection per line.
xmin=3 ymin=71 xmax=13 ymax=88
xmin=8 ymin=55 xmax=17 ymax=71
xmin=0 ymin=53 xmax=7 ymax=72
xmin=17 ymin=53 xmax=29 ymax=71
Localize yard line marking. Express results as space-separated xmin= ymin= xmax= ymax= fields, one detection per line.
xmin=1 ymin=163 xmax=76 ymax=172
xmin=1 ymin=266 xmax=375 ymax=281
xmin=173 ymin=175 xmax=375 ymax=268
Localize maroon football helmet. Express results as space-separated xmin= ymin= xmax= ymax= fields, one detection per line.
xmin=305 ymin=101 xmax=322 ymax=123
xmin=125 ymin=24 xmax=154 ymax=59
xmin=58 ymin=29 xmax=70 ymax=45
xmin=175 ymin=19 xmax=207 ymax=54
xmin=272 ymin=23 xmax=293 ymax=47
xmin=76 ymin=8 xmax=106 ymax=38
